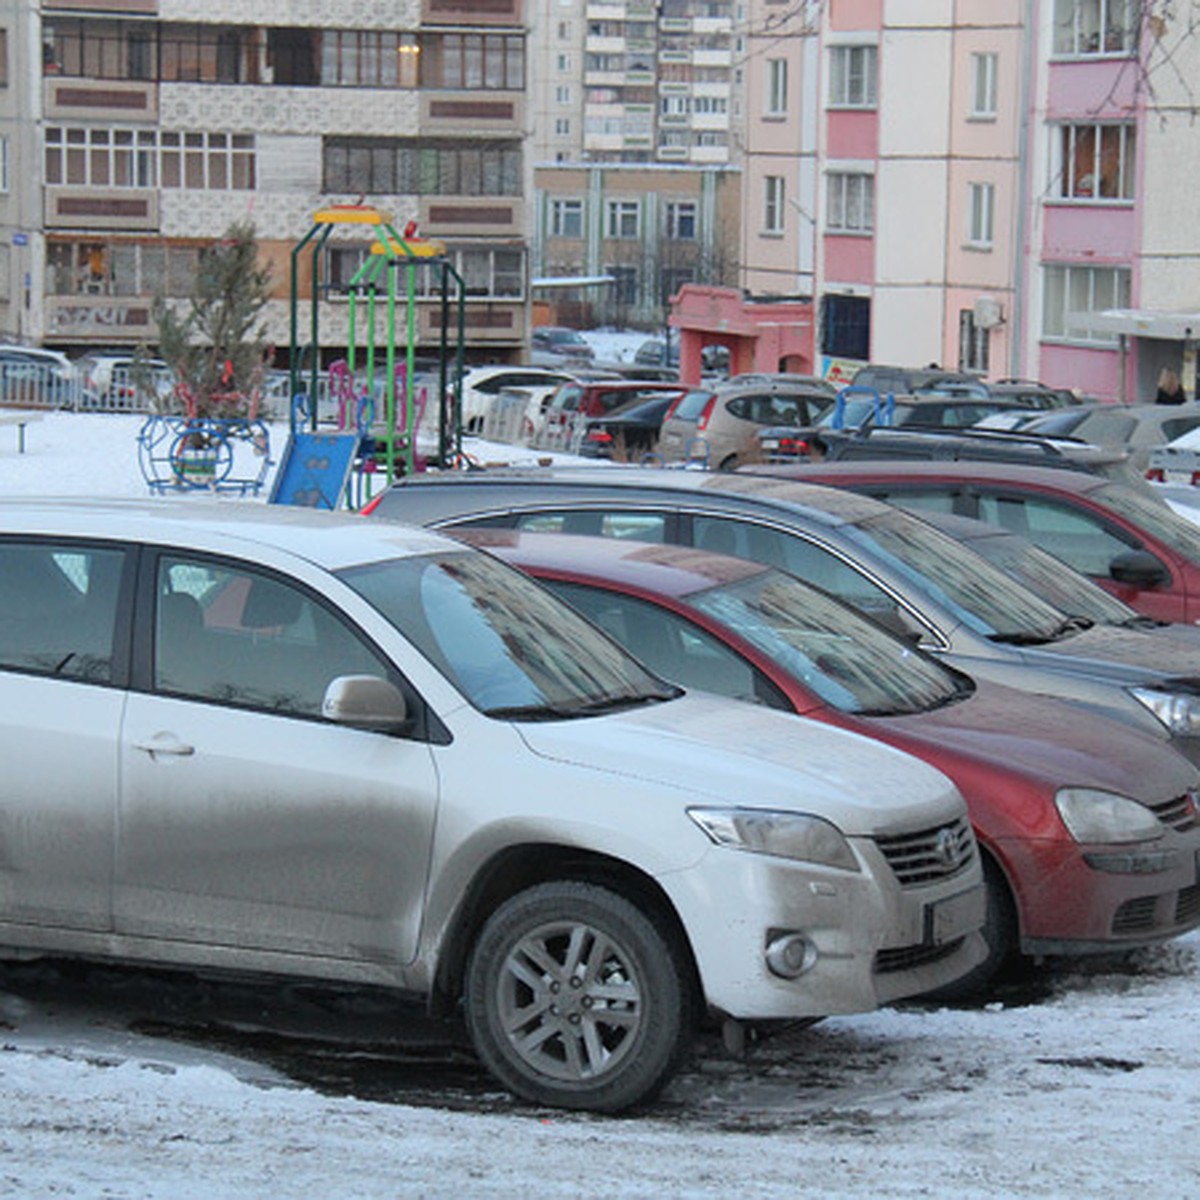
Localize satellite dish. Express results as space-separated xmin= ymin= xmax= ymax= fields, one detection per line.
xmin=973 ymin=295 xmax=1004 ymax=329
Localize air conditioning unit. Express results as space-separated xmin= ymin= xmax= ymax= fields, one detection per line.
xmin=973 ymin=295 xmax=1004 ymax=329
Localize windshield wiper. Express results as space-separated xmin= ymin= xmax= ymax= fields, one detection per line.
xmin=987 ymin=629 xmax=1062 ymax=646
xmin=485 ymin=688 xmax=680 ymax=721
xmin=482 ymin=703 xmax=582 ymax=721
xmin=1052 ymin=615 xmax=1095 ymax=637
xmin=568 ymin=687 xmax=681 ymax=715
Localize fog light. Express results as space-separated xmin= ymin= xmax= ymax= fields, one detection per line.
xmin=765 ymin=932 xmax=817 ymax=979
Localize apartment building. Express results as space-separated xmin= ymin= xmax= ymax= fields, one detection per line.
xmin=529 ymin=0 xmax=735 ymax=167
xmin=533 ymin=161 xmax=740 ymax=327
xmin=0 ymin=0 xmax=530 ymax=365
xmin=738 ymin=0 xmax=1200 ymax=401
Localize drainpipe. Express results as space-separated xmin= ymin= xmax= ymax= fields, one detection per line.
xmin=1009 ymin=0 xmax=1037 ymax=379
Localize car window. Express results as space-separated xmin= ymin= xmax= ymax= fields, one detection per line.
xmin=1160 ymin=416 xmax=1200 ymax=443
xmin=975 ymin=494 xmax=1136 ymax=576
xmin=0 ymin=540 xmax=126 ymax=683
xmin=511 ymin=509 xmax=667 ymax=543
xmin=878 ymin=489 xmax=959 ymax=516
xmin=691 ymin=515 xmax=928 ymax=637
xmin=549 ymin=583 xmax=789 ymax=709
xmin=1074 ymin=412 xmax=1136 ymax=443
xmin=155 ymin=556 xmax=389 ymax=718
xmin=669 ymin=390 xmax=715 ymax=422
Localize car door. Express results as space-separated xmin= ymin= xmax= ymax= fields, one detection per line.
xmin=0 ymin=537 xmax=131 ymax=932
xmin=117 ymin=550 xmax=440 ymax=967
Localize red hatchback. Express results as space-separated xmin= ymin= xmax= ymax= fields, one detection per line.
xmin=458 ymin=528 xmax=1200 ymax=993
xmin=761 ymin=460 xmax=1200 ymax=624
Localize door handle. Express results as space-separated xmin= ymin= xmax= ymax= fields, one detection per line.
xmin=132 ymin=733 xmax=195 ymax=758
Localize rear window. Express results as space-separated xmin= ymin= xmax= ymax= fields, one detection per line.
xmin=669 ymin=390 xmax=716 ymax=422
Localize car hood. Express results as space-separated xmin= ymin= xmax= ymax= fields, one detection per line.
xmin=1029 ymin=624 xmax=1200 ymax=687
xmin=515 ymin=691 xmax=961 ymax=838
xmin=868 ymin=680 xmax=1198 ymax=802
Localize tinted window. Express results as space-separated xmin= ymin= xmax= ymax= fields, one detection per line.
xmin=670 ymin=390 xmax=716 ymax=421
xmin=512 ymin=509 xmax=667 ymax=543
xmin=0 ymin=541 xmax=125 ymax=683
xmin=975 ymin=494 xmax=1135 ymax=576
xmin=155 ymin=556 xmax=387 ymax=717
xmin=551 ymin=584 xmax=788 ymax=709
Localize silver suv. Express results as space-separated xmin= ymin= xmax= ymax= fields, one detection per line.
xmin=0 ymin=499 xmax=984 ymax=1112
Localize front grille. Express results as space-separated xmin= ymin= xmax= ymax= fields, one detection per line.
xmin=1112 ymin=895 xmax=1159 ymax=935
xmin=875 ymin=938 xmax=964 ymax=975
xmin=1176 ymin=883 xmax=1200 ymax=926
xmin=1147 ymin=792 xmax=1199 ymax=833
xmin=873 ymin=815 xmax=976 ymax=887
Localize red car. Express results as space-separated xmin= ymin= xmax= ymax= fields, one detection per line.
xmin=458 ymin=528 xmax=1200 ymax=994
xmin=760 ymin=460 xmax=1200 ymax=624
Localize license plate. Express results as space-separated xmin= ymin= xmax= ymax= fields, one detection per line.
xmin=927 ymin=885 xmax=985 ymax=945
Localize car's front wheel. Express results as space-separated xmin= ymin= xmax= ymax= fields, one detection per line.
xmin=465 ymin=881 xmax=695 ymax=1112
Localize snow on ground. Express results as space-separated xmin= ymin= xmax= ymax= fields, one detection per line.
xmin=1 ymin=396 xmax=1200 ymax=1196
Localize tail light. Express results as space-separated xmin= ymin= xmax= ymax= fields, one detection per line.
xmin=696 ymin=396 xmax=718 ymax=432
xmin=1192 ymin=471 xmax=1200 ymax=487
xmin=663 ymin=396 xmax=684 ymax=422
xmin=586 ymin=429 xmax=613 ymax=444
xmin=776 ymin=437 xmax=810 ymax=457
xmin=360 ymin=493 xmax=384 ymax=516
xmin=1146 ymin=468 xmax=1165 ymax=482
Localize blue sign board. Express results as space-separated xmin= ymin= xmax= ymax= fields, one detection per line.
xmin=11 ymin=233 xmax=28 ymax=246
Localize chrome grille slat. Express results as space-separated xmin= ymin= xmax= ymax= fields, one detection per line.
xmin=1148 ymin=792 xmax=1199 ymax=833
xmin=873 ymin=815 xmax=976 ymax=887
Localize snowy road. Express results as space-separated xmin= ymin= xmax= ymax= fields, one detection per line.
xmin=1 ymin=937 xmax=1198 ymax=1197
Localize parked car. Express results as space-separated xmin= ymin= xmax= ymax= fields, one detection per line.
xmin=0 ymin=348 xmax=75 ymax=407
xmin=986 ymin=379 xmax=1080 ymax=409
xmin=364 ymin=468 xmax=1200 ymax=767
xmin=850 ymin=365 xmax=990 ymax=398
xmin=454 ymin=365 xmax=580 ymax=433
xmin=460 ymin=528 xmax=1200 ymax=992
xmin=755 ymin=391 xmax=1057 ymax=465
xmin=634 ymin=339 xmax=729 ymax=374
xmin=1018 ymin=403 xmax=1200 ymax=474
xmin=530 ymin=326 xmax=595 ymax=364
xmin=0 ymin=498 xmax=986 ymax=1112
xmin=767 ymin=423 xmax=1130 ymax=475
xmin=778 ymin=460 xmax=1200 ymax=625
xmin=537 ymin=380 xmax=689 ymax=453
xmin=576 ymin=392 xmax=684 ymax=460
xmin=75 ymin=352 xmax=174 ymax=410
xmin=658 ymin=380 xmax=835 ymax=470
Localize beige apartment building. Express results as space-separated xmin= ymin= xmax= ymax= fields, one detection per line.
xmin=0 ymin=0 xmax=530 ymax=364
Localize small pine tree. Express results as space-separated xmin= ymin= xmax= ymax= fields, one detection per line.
xmin=153 ymin=220 xmax=272 ymax=419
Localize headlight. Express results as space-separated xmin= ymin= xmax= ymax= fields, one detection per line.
xmin=1130 ymin=686 xmax=1200 ymax=736
xmin=687 ymin=807 xmax=860 ymax=871
xmin=1055 ymin=788 xmax=1163 ymax=844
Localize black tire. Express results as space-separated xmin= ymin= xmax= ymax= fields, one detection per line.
xmin=465 ymin=881 xmax=695 ymax=1112
xmin=924 ymin=855 xmax=1018 ymax=1002
xmin=718 ymin=453 xmax=740 ymax=472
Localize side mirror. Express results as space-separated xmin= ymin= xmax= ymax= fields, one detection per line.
xmin=322 ymin=675 xmax=409 ymax=732
xmin=1109 ymin=549 xmax=1169 ymax=590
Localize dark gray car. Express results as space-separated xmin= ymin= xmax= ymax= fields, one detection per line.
xmin=365 ymin=467 xmax=1200 ymax=764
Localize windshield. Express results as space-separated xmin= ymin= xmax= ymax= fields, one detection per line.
xmin=1094 ymin=480 xmax=1200 ymax=560
xmin=968 ymin=535 xmax=1138 ymax=625
xmin=848 ymin=509 xmax=1070 ymax=640
xmin=340 ymin=550 xmax=674 ymax=718
xmin=689 ymin=570 xmax=965 ymax=715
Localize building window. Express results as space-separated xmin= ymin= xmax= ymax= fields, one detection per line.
xmin=826 ymin=172 xmax=874 ymax=233
xmin=764 ymin=176 xmax=785 ymax=234
xmin=828 ymin=45 xmax=877 ymax=108
xmin=959 ymin=310 xmax=990 ymax=373
xmin=327 ymin=244 xmax=523 ymax=299
xmin=44 ymin=126 xmax=255 ymax=190
xmin=665 ymin=201 xmax=697 ymax=240
xmin=821 ymin=294 xmax=870 ymax=360
xmin=323 ymin=138 xmax=522 ymax=196
xmin=0 ymin=28 xmax=7 ymax=87
xmin=1053 ymin=0 xmax=1135 ymax=56
xmin=47 ymin=240 xmax=202 ymax=298
xmin=556 ymin=85 xmax=571 ymax=103
xmin=321 ymin=31 xmax=421 ymax=87
xmin=420 ymin=33 xmax=525 ymax=90
xmin=557 ymin=54 xmax=570 ymax=71
xmin=1042 ymin=263 xmax=1131 ymax=343
xmin=766 ymin=58 xmax=787 ymax=116
xmin=967 ymin=183 xmax=995 ymax=247
xmin=605 ymin=264 xmax=638 ymax=305
xmin=606 ymin=200 xmax=640 ymax=239
xmin=554 ymin=118 xmax=571 ymax=136
xmin=1052 ymin=123 xmax=1135 ymax=200
xmin=0 ymin=135 xmax=7 ymax=193
xmin=970 ymin=52 xmax=997 ymax=118
xmin=550 ymin=198 xmax=583 ymax=237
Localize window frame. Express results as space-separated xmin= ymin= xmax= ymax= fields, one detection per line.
xmin=766 ymin=57 xmax=788 ymax=117
xmin=826 ymin=171 xmax=874 ymax=235
xmin=969 ymin=51 xmax=998 ymax=119
xmin=763 ymin=175 xmax=785 ymax=235
xmin=828 ymin=44 xmax=877 ymax=109
xmin=967 ymin=181 xmax=995 ymax=248
xmin=1041 ymin=262 xmax=1132 ymax=345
